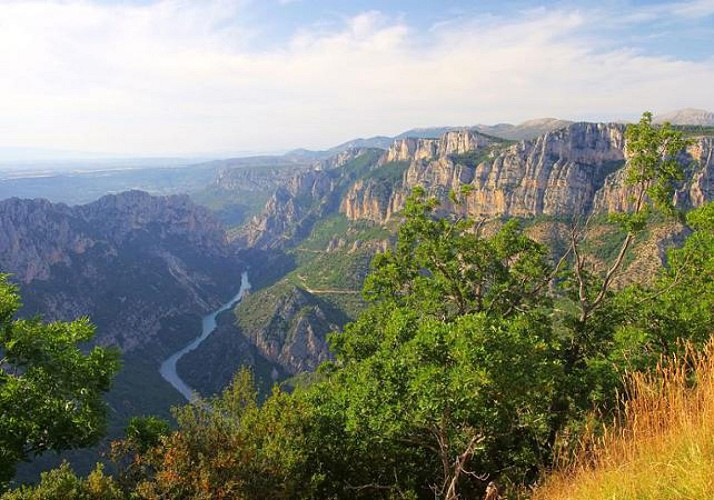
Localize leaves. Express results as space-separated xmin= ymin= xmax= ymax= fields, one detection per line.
xmin=0 ymin=276 xmax=120 ymax=490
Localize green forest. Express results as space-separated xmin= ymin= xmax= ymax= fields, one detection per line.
xmin=2 ymin=113 xmax=713 ymax=498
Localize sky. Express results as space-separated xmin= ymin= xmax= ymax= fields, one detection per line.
xmin=0 ymin=0 xmax=713 ymax=157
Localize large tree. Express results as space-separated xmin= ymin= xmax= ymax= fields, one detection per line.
xmin=0 ymin=275 xmax=120 ymax=489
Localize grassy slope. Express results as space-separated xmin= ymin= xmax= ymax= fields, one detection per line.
xmin=533 ymin=342 xmax=714 ymax=500
xmin=243 ymin=212 xmax=392 ymax=318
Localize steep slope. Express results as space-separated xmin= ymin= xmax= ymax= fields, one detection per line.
xmin=0 ymin=190 xmax=243 ymax=354
xmin=1 ymin=190 xmax=246 ymax=479
xmin=236 ymin=148 xmax=384 ymax=249
xmin=341 ymin=123 xmax=714 ymax=223
xmin=594 ymin=136 xmax=714 ymax=212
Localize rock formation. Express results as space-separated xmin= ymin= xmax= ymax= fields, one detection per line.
xmin=243 ymin=122 xmax=714 ymax=250
xmin=0 ymin=190 xmax=242 ymax=353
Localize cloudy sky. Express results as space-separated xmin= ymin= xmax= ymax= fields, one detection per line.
xmin=0 ymin=0 xmax=713 ymax=156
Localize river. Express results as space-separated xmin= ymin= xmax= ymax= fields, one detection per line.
xmin=159 ymin=271 xmax=251 ymax=402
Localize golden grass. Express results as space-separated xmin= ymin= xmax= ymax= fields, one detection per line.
xmin=532 ymin=340 xmax=714 ymax=500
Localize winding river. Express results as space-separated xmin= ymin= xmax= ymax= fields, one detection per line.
xmin=159 ymin=271 xmax=251 ymax=402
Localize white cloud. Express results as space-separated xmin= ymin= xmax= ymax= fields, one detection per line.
xmin=668 ymin=0 xmax=714 ymax=18
xmin=0 ymin=1 xmax=712 ymax=155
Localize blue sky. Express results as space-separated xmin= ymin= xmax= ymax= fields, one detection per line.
xmin=0 ymin=0 xmax=712 ymax=156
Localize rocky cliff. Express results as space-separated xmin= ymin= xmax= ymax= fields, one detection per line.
xmin=593 ymin=137 xmax=714 ymax=212
xmin=0 ymin=190 xmax=243 ymax=353
xmin=382 ymin=130 xmax=494 ymax=163
xmin=236 ymin=284 xmax=336 ymax=374
xmin=243 ymin=122 xmax=714 ymax=249
xmin=237 ymin=148 xmax=384 ymax=248
xmin=177 ymin=280 xmax=342 ymax=397
xmin=342 ymin=123 xmax=714 ymax=223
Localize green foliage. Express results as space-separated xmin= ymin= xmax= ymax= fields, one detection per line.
xmin=116 ymin=369 xmax=314 ymax=499
xmin=311 ymin=190 xmax=563 ymax=496
xmin=0 ymin=276 xmax=120 ymax=490
xmin=291 ymin=249 xmax=373 ymax=291
xmin=1 ymin=462 xmax=122 ymax=500
xmin=298 ymin=214 xmax=391 ymax=252
xmin=623 ymin=111 xmax=690 ymax=220
xmin=362 ymin=187 xmax=552 ymax=320
xmin=125 ymin=416 xmax=171 ymax=454
xmin=608 ymin=202 xmax=714 ymax=369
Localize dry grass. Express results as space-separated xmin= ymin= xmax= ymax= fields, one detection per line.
xmin=532 ymin=339 xmax=714 ymax=500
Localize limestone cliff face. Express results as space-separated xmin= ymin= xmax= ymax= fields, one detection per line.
xmin=229 ymin=283 xmax=340 ymax=375
xmin=340 ymin=124 xmax=626 ymax=221
xmin=339 ymin=178 xmax=405 ymax=222
xmin=0 ymin=198 xmax=91 ymax=283
xmin=242 ymin=123 xmax=714 ymax=249
xmin=244 ymin=286 xmax=334 ymax=374
xmin=341 ymin=123 xmax=713 ymax=222
xmin=0 ymin=190 xmax=242 ymax=353
xmin=238 ymin=170 xmax=338 ymax=248
xmin=454 ymin=122 xmax=626 ymax=218
xmin=237 ymin=148 xmax=384 ymax=249
xmin=593 ymin=137 xmax=714 ymax=213
xmin=687 ymin=138 xmax=714 ymax=207
xmin=383 ymin=130 xmax=493 ymax=163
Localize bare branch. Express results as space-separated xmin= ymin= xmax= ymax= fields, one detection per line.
xmin=444 ymin=433 xmax=485 ymax=500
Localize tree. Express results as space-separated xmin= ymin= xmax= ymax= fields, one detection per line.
xmin=566 ymin=111 xmax=690 ymax=326
xmin=117 ymin=369 xmax=313 ymax=499
xmin=609 ymin=201 xmax=714 ymax=369
xmin=550 ymin=112 xmax=692 ymax=422
xmin=316 ymin=191 xmax=562 ymax=498
xmin=0 ymin=275 xmax=120 ymax=489
xmin=0 ymin=462 xmax=122 ymax=500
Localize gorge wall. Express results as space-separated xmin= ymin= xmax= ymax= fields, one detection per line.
xmin=240 ymin=122 xmax=713 ymax=245
xmin=0 ymin=190 xmax=243 ymax=354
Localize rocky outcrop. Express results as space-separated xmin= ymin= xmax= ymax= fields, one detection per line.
xmin=234 ymin=283 xmax=341 ymax=374
xmin=687 ymin=138 xmax=714 ymax=207
xmin=383 ymin=130 xmax=493 ymax=163
xmin=339 ymin=124 xmax=626 ymax=221
xmin=339 ymin=179 xmax=404 ymax=222
xmin=237 ymin=149 xmax=384 ymax=249
xmin=0 ymin=198 xmax=90 ymax=282
xmin=239 ymin=122 xmax=714 ymax=250
xmin=238 ymin=172 xmax=336 ymax=249
xmin=341 ymin=123 xmax=714 ymax=223
xmin=0 ymin=190 xmax=243 ymax=353
xmin=246 ymin=286 xmax=333 ymax=374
